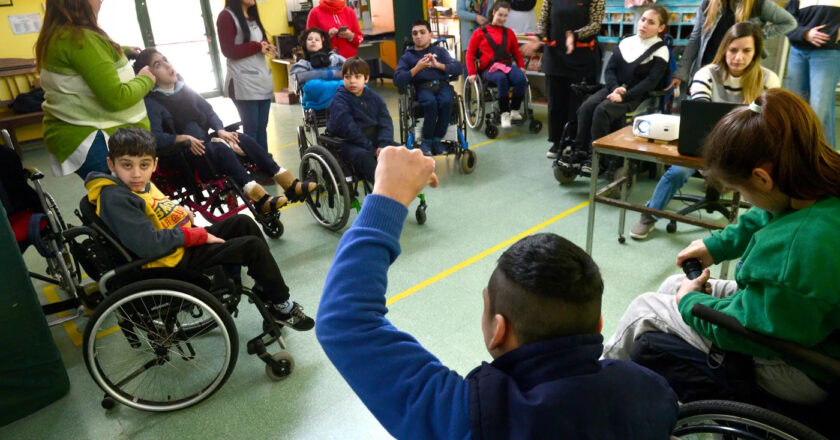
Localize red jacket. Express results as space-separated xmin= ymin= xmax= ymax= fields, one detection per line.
xmin=216 ymin=9 xmax=266 ymax=60
xmin=466 ymin=25 xmax=525 ymax=76
xmin=306 ymin=5 xmax=364 ymax=59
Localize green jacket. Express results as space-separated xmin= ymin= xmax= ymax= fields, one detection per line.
xmin=40 ymin=29 xmax=153 ymax=173
xmin=679 ymin=198 xmax=840 ymax=379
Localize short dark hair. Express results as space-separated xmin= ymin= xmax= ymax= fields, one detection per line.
xmin=341 ymin=57 xmax=370 ymax=78
xmin=133 ymin=47 xmax=160 ymax=74
xmin=411 ymin=20 xmax=432 ymax=32
xmin=108 ymin=127 xmax=157 ymax=160
xmin=299 ymin=27 xmax=332 ymax=55
xmin=488 ymin=233 xmax=603 ymax=346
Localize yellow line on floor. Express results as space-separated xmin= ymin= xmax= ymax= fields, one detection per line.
xmin=43 ymin=284 xmax=84 ymax=346
xmin=468 ymin=131 xmax=519 ymax=150
xmin=386 ymin=200 xmax=590 ymax=306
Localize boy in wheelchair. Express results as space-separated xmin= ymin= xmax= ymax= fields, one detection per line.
xmin=394 ymin=20 xmax=462 ymax=156
xmin=134 ymin=48 xmax=316 ymax=214
xmin=326 ymin=57 xmax=395 ymax=183
xmin=560 ymin=5 xmax=670 ymax=174
xmin=84 ymin=127 xmax=314 ymax=331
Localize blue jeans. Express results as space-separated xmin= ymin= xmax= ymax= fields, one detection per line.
xmin=233 ymin=99 xmax=272 ymax=151
xmin=483 ymin=66 xmax=527 ymax=113
xmin=417 ymin=84 xmax=454 ymax=141
xmin=74 ymin=130 xmax=109 ymax=180
xmin=785 ymin=46 xmax=840 ymax=149
xmin=645 ymin=166 xmax=696 ymax=217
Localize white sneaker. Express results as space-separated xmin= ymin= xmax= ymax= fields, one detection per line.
xmin=500 ymin=112 xmax=512 ymax=128
xmin=510 ymin=109 xmax=523 ymax=121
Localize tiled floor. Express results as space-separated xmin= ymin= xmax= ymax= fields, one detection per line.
xmin=3 ymin=83 xmax=749 ymax=439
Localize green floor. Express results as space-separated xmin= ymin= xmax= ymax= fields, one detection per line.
xmin=2 ymin=84 xmax=736 ymax=439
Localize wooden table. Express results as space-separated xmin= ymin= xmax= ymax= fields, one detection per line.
xmin=0 ymin=58 xmax=43 ymax=158
xmin=584 ymin=126 xmax=743 ymax=277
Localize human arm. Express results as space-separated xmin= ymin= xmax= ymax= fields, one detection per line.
xmin=623 ymin=57 xmax=668 ymax=102
xmin=688 ymin=67 xmax=714 ymax=101
xmin=339 ymin=8 xmax=364 ymax=47
xmin=437 ymin=47 xmax=463 ymax=76
xmin=702 ymin=207 xmax=773 ymax=265
xmin=294 ymin=67 xmax=341 ymax=84
xmin=144 ymin=98 xmax=178 ymax=148
xmin=508 ymin=29 xmax=526 ymax=68
xmin=466 ymin=32 xmax=481 ymax=76
xmin=573 ymin=0 xmax=605 ymax=41
xmin=216 ymin=10 xmax=263 ymax=60
xmin=758 ymin=0 xmax=797 ymax=42
xmin=673 ymin=0 xmax=706 ymax=83
xmin=603 ymin=48 xmax=620 ymax=93
xmin=393 ymin=54 xmax=417 ymax=87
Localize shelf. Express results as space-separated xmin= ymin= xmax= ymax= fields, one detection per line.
xmin=525 ymin=71 xmax=544 ymax=77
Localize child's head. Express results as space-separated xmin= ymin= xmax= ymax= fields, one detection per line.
xmin=703 ymin=89 xmax=840 ymax=212
xmin=341 ymin=57 xmax=370 ymax=96
xmin=489 ymin=1 xmax=510 ymax=27
xmin=410 ymin=20 xmax=433 ymax=49
xmin=106 ymin=127 xmax=159 ymax=192
xmin=637 ymin=5 xmax=668 ymax=39
xmin=299 ymin=27 xmax=331 ymax=55
xmin=133 ymin=48 xmax=178 ymax=88
xmin=483 ymin=233 xmax=603 ymax=357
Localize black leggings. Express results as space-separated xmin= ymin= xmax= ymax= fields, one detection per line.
xmin=546 ymin=74 xmax=596 ymax=145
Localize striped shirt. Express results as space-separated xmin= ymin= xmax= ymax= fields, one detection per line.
xmin=689 ymin=65 xmax=781 ymax=103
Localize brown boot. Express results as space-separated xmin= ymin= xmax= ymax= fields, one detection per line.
xmin=274 ymin=169 xmax=317 ymax=202
xmin=245 ymin=182 xmax=287 ymax=214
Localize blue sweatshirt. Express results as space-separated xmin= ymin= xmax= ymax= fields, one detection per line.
xmin=145 ymin=82 xmax=225 ymax=149
xmin=317 ymin=195 xmax=680 ymax=440
xmin=786 ymin=0 xmax=840 ymax=50
xmin=326 ymin=86 xmax=394 ymax=152
xmin=393 ymin=43 xmax=463 ymax=88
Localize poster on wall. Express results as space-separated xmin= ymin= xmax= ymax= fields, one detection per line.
xmin=8 ymin=13 xmax=42 ymax=35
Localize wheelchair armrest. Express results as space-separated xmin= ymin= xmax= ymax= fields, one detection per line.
xmin=317 ymin=135 xmax=345 ymax=149
xmin=23 ymin=166 xmax=44 ymax=181
xmin=98 ymin=247 xmax=180 ymax=294
xmin=691 ymin=304 xmax=840 ymax=380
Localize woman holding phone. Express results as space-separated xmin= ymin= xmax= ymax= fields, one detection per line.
xmin=306 ymin=0 xmax=364 ymax=58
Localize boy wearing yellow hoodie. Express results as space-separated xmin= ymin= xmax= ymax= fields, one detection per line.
xmin=85 ymin=127 xmax=313 ymax=331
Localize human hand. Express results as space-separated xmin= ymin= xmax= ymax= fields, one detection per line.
xmin=205 ymin=232 xmax=225 ymax=244
xmin=329 ymin=27 xmax=339 ymax=37
xmin=129 ymin=46 xmax=142 ymax=57
xmin=375 ymin=147 xmax=382 ymax=157
xmin=339 ymin=30 xmax=354 ymax=41
xmin=475 ymin=15 xmax=487 ymax=26
xmin=565 ymin=31 xmax=574 ymax=55
xmin=676 ymin=269 xmax=712 ymax=304
xmin=521 ymin=38 xmax=542 ymax=57
xmin=373 ymin=146 xmax=439 ymax=207
xmin=138 ymin=65 xmax=156 ymax=81
xmin=676 ymin=239 xmax=715 ymax=269
xmin=665 ymin=77 xmax=681 ymax=91
xmin=805 ymin=25 xmax=830 ymax=47
xmin=217 ymin=129 xmax=239 ymax=146
xmin=261 ymin=41 xmax=278 ymax=57
xmin=615 ymin=86 xmax=627 ymax=95
xmin=184 ymin=208 xmax=195 ymax=225
xmin=468 ymin=74 xmax=477 ymax=83
xmin=607 ymin=92 xmax=623 ymax=103
xmin=176 ymin=134 xmax=206 ymax=156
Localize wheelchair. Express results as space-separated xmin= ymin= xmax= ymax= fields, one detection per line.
xmin=19 ymin=188 xmax=297 ymax=412
xmin=151 ymin=123 xmax=284 ymax=239
xmin=661 ymin=304 xmax=840 ymax=439
xmin=461 ymin=61 xmax=543 ymax=139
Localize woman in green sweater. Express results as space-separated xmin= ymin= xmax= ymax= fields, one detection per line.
xmin=35 ymin=0 xmax=155 ymax=179
xmin=603 ymin=88 xmax=840 ymax=406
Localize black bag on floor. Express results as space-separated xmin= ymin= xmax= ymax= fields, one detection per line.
xmin=10 ymin=87 xmax=44 ymax=114
xmin=630 ymin=332 xmax=755 ymax=402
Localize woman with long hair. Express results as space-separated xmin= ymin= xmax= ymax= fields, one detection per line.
xmin=36 ymin=0 xmax=155 ymax=179
xmin=606 ymin=88 xmax=840 ymax=406
xmin=666 ymin=0 xmax=794 ymax=93
xmin=630 ymin=22 xmax=780 ymax=240
xmin=305 ymin=0 xmax=363 ymax=59
xmin=289 ymin=27 xmax=346 ymax=84
xmin=216 ymin=0 xmax=277 ymax=152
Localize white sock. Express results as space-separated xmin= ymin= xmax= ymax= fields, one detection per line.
xmin=276 ymin=300 xmax=294 ymax=313
xmin=274 ymin=167 xmax=287 ymax=177
xmin=243 ymin=180 xmax=258 ymax=193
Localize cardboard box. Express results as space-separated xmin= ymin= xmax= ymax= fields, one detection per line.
xmin=275 ymin=88 xmax=299 ymax=105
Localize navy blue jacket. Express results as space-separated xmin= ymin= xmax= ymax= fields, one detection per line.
xmin=326 ymin=86 xmax=394 ymax=152
xmin=144 ymin=82 xmax=225 ymax=149
xmin=317 ymin=195 xmax=680 ymax=440
xmin=393 ymin=43 xmax=462 ymax=88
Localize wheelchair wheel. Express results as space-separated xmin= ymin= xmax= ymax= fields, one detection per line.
xmin=41 ymin=191 xmax=82 ymax=291
xmin=460 ymin=149 xmax=477 ymax=174
xmin=299 ymin=145 xmax=351 ymax=231
xmin=265 ymin=351 xmax=294 ymax=381
xmin=262 ymin=217 xmax=284 ymax=239
xmin=673 ymin=400 xmax=827 ymax=440
xmin=553 ymin=161 xmax=578 ymax=184
xmin=485 ymin=124 xmax=499 ymax=139
xmin=83 ymin=279 xmax=237 ymax=412
xmin=297 ymin=126 xmax=308 ymax=155
xmin=463 ymin=78 xmax=485 ymax=130
xmin=415 ymin=205 xmax=427 ymax=225
xmin=398 ymin=94 xmax=410 ymax=146
xmin=529 ymin=119 xmax=543 ymax=134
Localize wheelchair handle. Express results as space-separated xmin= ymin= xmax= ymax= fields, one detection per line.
xmin=23 ymin=166 xmax=44 ymax=180
xmin=691 ymin=304 xmax=840 ymax=380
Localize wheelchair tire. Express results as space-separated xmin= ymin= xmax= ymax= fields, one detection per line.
xmin=673 ymin=400 xmax=828 ymax=440
xmin=262 ymin=217 xmax=284 ymax=239
xmin=415 ymin=205 xmax=427 ymax=225
xmin=463 ymin=78 xmax=485 ymax=130
xmin=265 ymin=351 xmax=294 ymax=381
xmin=83 ymin=279 xmax=238 ymax=412
xmin=460 ymin=149 xmax=477 ymax=174
xmin=666 ymin=221 xmax=678 ymax=233
xmin=553 ymin=162 xmax=577 ymax=184
xmin=485 ymin=124 xmax=499 ymax=139
xmin=299 ymin=145 xmax=351 ymax=231
xmin=529 ymin=119 xmax=543 ymax=134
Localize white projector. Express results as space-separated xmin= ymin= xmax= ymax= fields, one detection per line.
xmin=632 ymin=114 xmax=680 ymax=142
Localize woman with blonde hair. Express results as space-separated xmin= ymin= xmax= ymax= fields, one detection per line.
xmin=36 ymin=0 xmax=154 ymax=179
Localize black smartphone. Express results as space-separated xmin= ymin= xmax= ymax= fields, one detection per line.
xmin=339 ymin=26 xmax=348 ymax=33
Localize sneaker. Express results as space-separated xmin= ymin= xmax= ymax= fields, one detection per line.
xmin=580 ymin=160 xmax=592 ymax=174
xmin=510 ymin=109 xmax=523 ymax=121
xmin=500 ymin=112 xmax=512 ymax=128
xmin=269 ymin=301 xmax=315 ymax=331
xmin=546 ymin=144 xmax=560 ymax=159
xmin=418 ymin=141 xmax=433 ymax=157
xmin=629 ymin=214 xmax=657 ymax=240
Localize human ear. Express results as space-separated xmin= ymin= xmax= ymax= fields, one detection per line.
xmin=487 ymin=314 xmax=507 ymax=350
xmin=751 ymin=167 xmax=774 ymax=191
xmin=106 ymin=157 xmax=116 ymax=173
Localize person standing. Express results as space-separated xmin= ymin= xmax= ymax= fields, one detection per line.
xmin=35 ymin=0 xmax=155 ymax=179
xmin=521 ymin=0 xmax=606 ymax=158
xmin=785 ymin=0 xmax=840 ymax=149
xmin=457 ymin=0 xmax=494 ymax=60
xmin=306 ymin=0 xmax=364 ymax=59
xmin=217 ymin=0 xmax=277 ymax=152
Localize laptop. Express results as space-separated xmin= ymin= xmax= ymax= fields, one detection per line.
xmin=678 ymin=101 xmax=741 ymax=157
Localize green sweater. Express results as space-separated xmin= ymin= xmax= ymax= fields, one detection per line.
xmin=679 ymin=198 xmax=840 ymax=375
xmin=40 ymin=29 xmax=154 ymax=172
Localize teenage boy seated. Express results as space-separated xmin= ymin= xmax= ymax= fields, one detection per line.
xmin=394 ymin=20 xmax=463 ymax=156
xmin=85 ymin=127 xmax=314 ymax=331
xmin=316 ymin=146 xmax=679 ymax=439
xmin=133 ymin=48 xmax=316 ymax=214
xmin=326 ymin=57 xmax=395 ymax=183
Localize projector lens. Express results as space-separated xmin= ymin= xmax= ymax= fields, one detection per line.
xmin=638 ymin=120 xmax=650 ymax=134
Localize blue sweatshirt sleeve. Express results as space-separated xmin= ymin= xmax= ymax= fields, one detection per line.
xmin=376 ymin=95 xmax=395 ymax=145
xmin=144 ymin=98 xmax=178 ymax=149
xmin=438 ymin=47 xmax=463 ymax=77
xmin=327 ymin=91 xmax=372 ymax=149
xmin=316 ymin=195 xmax=471 ymax=440
xmin=393 ymin=53 xmax=415 ymax=87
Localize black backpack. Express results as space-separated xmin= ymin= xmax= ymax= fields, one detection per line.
xmin=509 ymin=0 xmax=537 ymax=11
xmin=10 ymin=87 xmax=44 ymax=114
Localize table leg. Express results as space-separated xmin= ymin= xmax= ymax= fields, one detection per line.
xmin=618 ymin=157 xmax=629 ymax=244
xmin=718 ymin=191 xmax=742 ymax=280
xmin=585 ymin=150 xmax=600 ymax=254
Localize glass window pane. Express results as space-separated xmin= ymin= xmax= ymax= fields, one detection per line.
xmin=98 ymin=0 xmax=144 ymax=48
